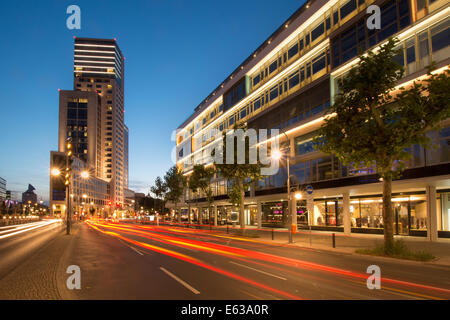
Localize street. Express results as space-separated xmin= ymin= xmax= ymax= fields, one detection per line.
xmin=0 ymin=219 xmax=449 ymax=300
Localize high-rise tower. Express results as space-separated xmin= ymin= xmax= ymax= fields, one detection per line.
xmin=51 ymin=38 xmax=128 ymax=217
xmin=72 ymin=37 xmax=127 ymax=204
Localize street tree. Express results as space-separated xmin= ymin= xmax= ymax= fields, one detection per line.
xmin=164 ymin=166 xmax=186 ymax=222
xmin=150 ymin=176 xmax=167 ymax=215
xmin=315 ymin=38 xmax=450 ymax=253
xmin=214 ymin=124 xmax=262 ymax=229
xmin=190 ymin=164 xmax=216 ymax=225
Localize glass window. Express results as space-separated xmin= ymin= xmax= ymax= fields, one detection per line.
xmin=253 ymin=74 xmax=260 ymax=87
xmin=295 ymin=132 xmax=317 ymax=155
xmin=340 ymin=0 xmax=356 ymax=20
xmin=288 ymin=42 xmax=299 ymax=59
xmin=431 ymin=18 xmax=450 ymax=63
xmin=333 ymin=10 xmax=339 ymax=26
xmin=311 ymin=103 xmax=324 ymax=115
xmin=311 ymin=23 xmax=325 ymax=42
xmin=289 ymin=70 xmax=300 ymax=89
xmin=240 ymin=107 xmax=247 ymax=119
xmin=269 ymin=59 xmax=278 ymax=74
xmin=312 ymin=53 xmax=326 ymax=74
xmin=439 ymin=126 xmax=450 ymax=163
xmin=253 ymin=97 xmax=261 ymax=111
xmin=405 ymin=38 xmax=416 ymax=74
xmin=228 ymin=115 xmax=234 ymax=126
xmin=269 ymin=85 xmax=278 ymax=101
xmin=419 ymin=31 xmax=430 ymax=68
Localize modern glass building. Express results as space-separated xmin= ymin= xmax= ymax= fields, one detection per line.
xmin=50 ymin=38 xmax=129 ymax=217
xmin=175 ymin=0 xmax=450 ymax=239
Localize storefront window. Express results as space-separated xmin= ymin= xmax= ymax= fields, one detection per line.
xmin=245 ymin=205 xmax=258 ymax=226
xmin=296 ymin=200 xmax=308 ymax=226
xmin=439 ymin=192 xmax=450 ymax=231
xmin=350 ymin=198 xmax=382 ymax=228
xmin=313 ymin=199 xmax=343 ymax=226
xmin=262 ymin=201 xmax=287 ymax=227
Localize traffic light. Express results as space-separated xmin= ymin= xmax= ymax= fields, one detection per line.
xmin=65 ymin=138 xmax=73 ymax=186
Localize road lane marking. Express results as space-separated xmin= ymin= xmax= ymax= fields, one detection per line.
xmin=118 ymin=238 xmax=145 ymax=256
xmin=229 ymin=261 xmax=287 ymax=280
xmin=239 ymin=289 xmax=263 ymax=300
xmin=160 ymin=267 xmax=200 ymax=294
xmin=130 ymin=246 xmax=144 ymax=256
xmin=349 ymin=279 xmax=443 ymax=300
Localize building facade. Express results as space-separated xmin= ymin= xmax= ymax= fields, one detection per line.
xmin=22 ymin=184 xmax=37 ymax=205
xmin=50 ymin=38 xmax=129 ymax=217
xmin=175 ymin=0 xmax=450 ymax=239
xmin=0 ymin=177 xmax=6 ymax=202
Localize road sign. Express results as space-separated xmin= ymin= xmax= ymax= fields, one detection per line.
xmin=306 ymin=185 xmax=313 ymax=195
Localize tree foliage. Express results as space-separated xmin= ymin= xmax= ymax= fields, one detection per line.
xmin=164 ymin=166 xmax=186 ymax=221
xmin=214 ymin=124 xmax=262 ymax=228
xmin=315 ymin=38 xmax=450 ymax=252
xmin=150 ymin=176 xmax=167 ymax=214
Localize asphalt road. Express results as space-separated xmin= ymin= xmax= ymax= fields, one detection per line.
xmin=0 ymin=219 xmax=63 ymax=280
xmin=62 ymin=220 xmax=450 ymax=300
xmin=0 ymin=219 xmax=449 ymax=300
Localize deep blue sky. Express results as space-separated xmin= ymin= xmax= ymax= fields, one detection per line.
xmin=0 ymin=0 xmax=304 ymax=200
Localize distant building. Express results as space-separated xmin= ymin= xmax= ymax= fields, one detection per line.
xmin=22 ymin=184 xmax=38 ymax=205
xmin=6 ymin=190 xmax=20 ymax=202
xmin=0 ymin=177 xmax=6 ymax=201
xmin=124 ymin=188 xmax=136 ymax=213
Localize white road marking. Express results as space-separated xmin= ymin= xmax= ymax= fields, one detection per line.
xmin=130 ymin=246 xmax=144 ymax=256
xmin=229 ymin=261 xmax=288 ymax=280
xmin=160 ymin=267 xmax=200 ymax=295
xmin=0 ymin=220 xmax=60 ymax=239
xmin=117 ymin=238 xmax=145 ymax=256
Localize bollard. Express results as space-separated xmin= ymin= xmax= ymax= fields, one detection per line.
xmin=332 ymin=233 xmax=336 ymax=248
xmin=272 ymin=228 xmax=274 ymax=240
xmin=227 ymin=224 xmax=229 ymax=234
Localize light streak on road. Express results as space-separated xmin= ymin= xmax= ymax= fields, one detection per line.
xmin=0 ymin=219 xmax=61 ymax=240
xmin=87 ymin=220 xmax=303 ymax=300
xmin=88 ymin=220 xmax=450 ymax=298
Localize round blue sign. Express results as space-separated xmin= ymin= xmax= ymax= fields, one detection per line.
xmin=306 ymin=185 xmax=313 ymax=195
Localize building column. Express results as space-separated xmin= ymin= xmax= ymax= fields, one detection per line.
xmin=213 ymin=205 xmax=218 ymax=226
xmin=291 ymin=197 xmax=297 ymax=230
xmin=426 ymin=185 xmax=438 ymax=242
xmin=343 ymin=191 xmax=351 ymax=235
xmin=198 ymin=207 xmax=203 ymax=224
xmin=257 ymin=201 xmax=262 ymax=228
xmin=307 ymin=193 xmax=314 ymax=226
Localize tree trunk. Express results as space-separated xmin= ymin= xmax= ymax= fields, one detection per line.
xmin=188 ymin=203 xmax=191 ymax=224
xmin=238 ymin=179 xmax=245 ymax=230
xmin=382 ymin=176 xmax=394 ymax=253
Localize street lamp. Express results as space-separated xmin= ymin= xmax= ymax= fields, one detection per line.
xmin=271 ymin=129 xmax=295 ymax=244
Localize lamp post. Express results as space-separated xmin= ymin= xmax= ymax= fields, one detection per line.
xmin=271 ymin=129 xmax=296 ymax=243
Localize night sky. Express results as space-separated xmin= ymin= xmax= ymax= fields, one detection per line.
xmin=0 ymin=0 xmax=305 ymax=201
